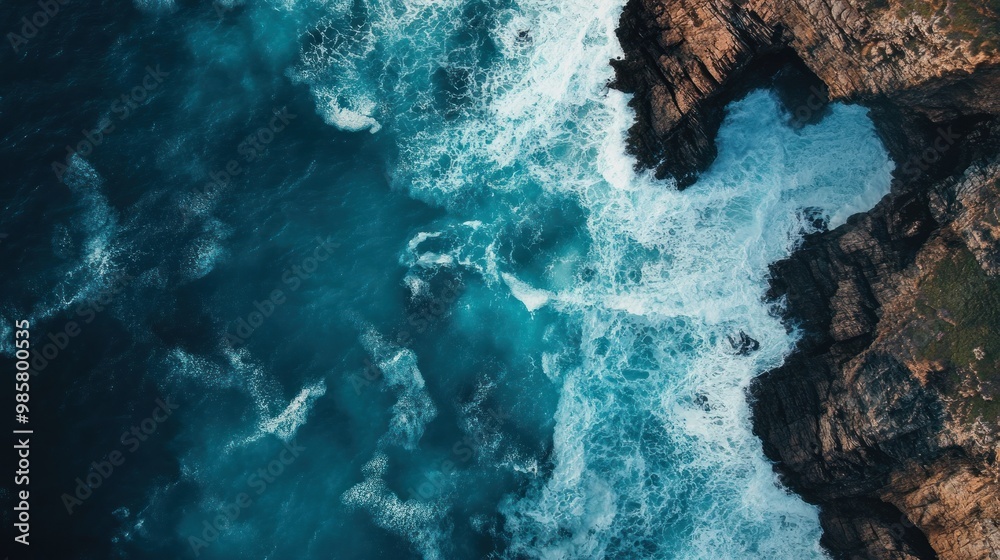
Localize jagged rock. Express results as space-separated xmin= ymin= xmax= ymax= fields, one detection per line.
xmin=753 ymin=133 xmax=1000 ymax=559
xmin=612 ymin=0 xmax=1000 ymax=557
xmin=612 ymin=0 xmax=1000 ymax=186
xmin=728 ymin=330 xmax=760 ymax=355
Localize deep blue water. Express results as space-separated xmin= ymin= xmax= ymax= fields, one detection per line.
xmin=1 ymin=1 xmax=894 ymax=558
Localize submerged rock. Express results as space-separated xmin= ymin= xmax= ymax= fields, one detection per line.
xmin=727 ymin=330 xmax=760 ymax=356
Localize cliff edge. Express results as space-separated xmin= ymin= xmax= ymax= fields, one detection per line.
xmin=612 ymin=1 xmax=1000 ymax=558
xmin=756 ymin=126 xmax=1000 ymax=559
xmin=612 ymin=0 xmax=1000 ymax=186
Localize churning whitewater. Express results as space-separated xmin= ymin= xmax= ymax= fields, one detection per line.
xmin=45 ymin=0 xmax=895 ymax=557
xmin=288 ymin=0 xmax=893 ymax=556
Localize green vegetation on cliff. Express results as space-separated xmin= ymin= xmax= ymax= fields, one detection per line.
xmin=916 ymin=244 xmax=1000 ymax=421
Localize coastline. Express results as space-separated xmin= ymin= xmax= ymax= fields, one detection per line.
xmin=611 ymin=0 xmax=1000 ymax=557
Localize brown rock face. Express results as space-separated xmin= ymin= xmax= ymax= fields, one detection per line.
xmin=612 ymin=0 xmax=1000 ymax=558
xmin=755 ymin=133 xmax=1000 ymax=559
xmin=612 ymin=0 xmax=1000 ymax=185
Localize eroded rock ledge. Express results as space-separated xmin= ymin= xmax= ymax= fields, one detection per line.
xmin=612 ymin=0 xmax=1000 ymax=558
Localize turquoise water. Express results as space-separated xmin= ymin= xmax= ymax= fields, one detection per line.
xmin=2 ymin=0 xmax=893 ymax=557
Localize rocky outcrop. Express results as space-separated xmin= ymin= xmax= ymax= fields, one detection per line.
xmin=612 ymin=0 xmax=1000 ymax=557
xmin=754 ymin=127 xmax=1000 ymax=559
xmin=611 ymin=0 xmax=1000 ymax=186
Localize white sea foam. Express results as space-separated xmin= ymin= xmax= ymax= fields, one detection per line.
xmin=288 ymin=15 xmax=384 ymax=134
xmin=400 ymin=222 xmax=496 ymax=279
xmin=501 ymin=272 xmax=551 ymax=312
xmin=258 ymin=379 xmax=328 ymax=441
xmin=312 ymin=87 xmax=382 ymax=133
xmin=491 ymin=89 xmax=880 ymax=559
xmin=296 ymin=0 xmax=893 ymax=556
xmin=342 ymin=453 xmax=447 ymax=560
xmin=407 ymin=231 xmax=443 ymax=252
xmin=163 ymin=346 xmax=326 ymax=449
xmin=359 ymin=326 xmax=438 ymax=450
xmin=179 ymin=217 xmax=232 ymax=281
xmin=336 ymin=327 xmax=446 ymax=553
xmin=8 ymin=156 xmax=126 ymax=335
xmin=405 ymin=274 xmax=430 ymax=297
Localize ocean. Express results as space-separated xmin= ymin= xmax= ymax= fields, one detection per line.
xmin=0 ymin=0 xmax=893 ymax=558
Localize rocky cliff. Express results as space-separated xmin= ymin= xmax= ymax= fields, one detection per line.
xmin=611 ymin=0 xmax=1000 ymax=186
xmin=612 ymin=1 xmax=1000 ymax=558
xmin=756 ymin=126 xmax=1000 ymax=559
